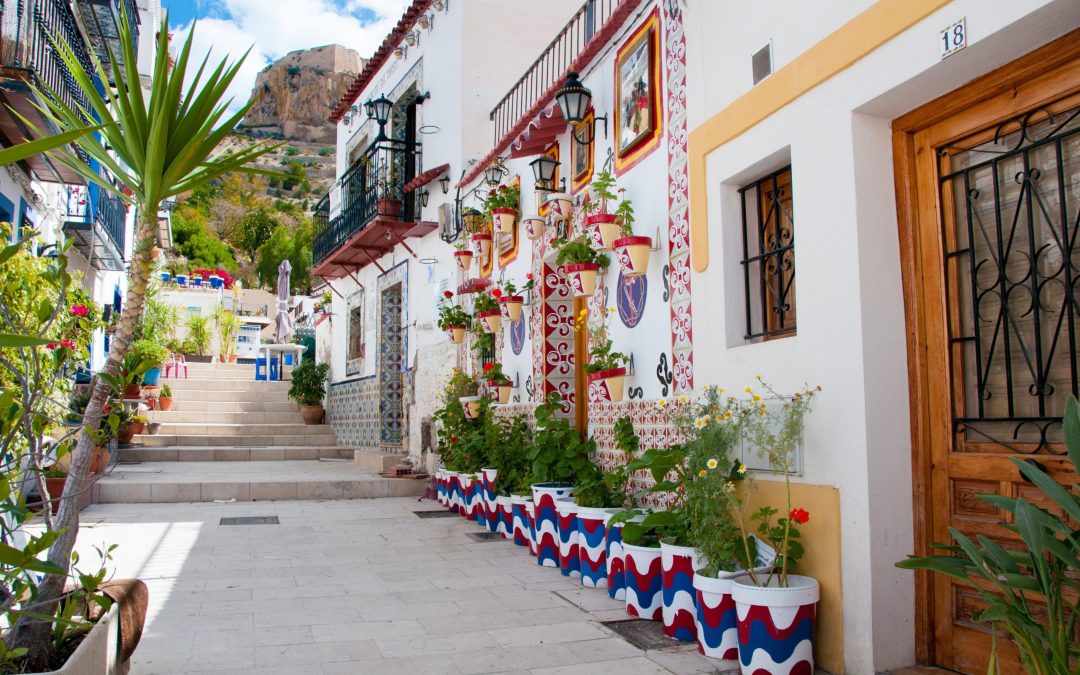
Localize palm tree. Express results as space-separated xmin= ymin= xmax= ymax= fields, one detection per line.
xmin=4 ymin=13 xmax=279 ymax=663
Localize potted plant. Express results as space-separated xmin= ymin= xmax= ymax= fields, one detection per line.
xmin=555 ymin=236 xmax=609 ymax=298
xmin=287 ymin=360 xmax=330 ymax=424
xmin=496 ymin=276 xmax=533 ymax=322
xmin=183 ymin=313 xmax=213 ymax=363
xmin=158 ymin=383 xmax=173 ymax=411
xmin=129 ymin=339 xmax=168 ymax=386
xmin=582 ymin=307 xmax=629 ymax=402
xmin=214 ymin=306 xmax=241 ymax=363
xmin=452 ymin=238 xmax=474 ymax=274
xmin=482 ymin=362 xmax=512 ymax=404
xmin=118 ymin=352 xmax=153 ymax=399
xmin=462 ymin=206 xmax=485 ymax=233
xmin=437 ymin=291 xmax=470 ymax=343
xmin=376 ymin=169 xmax=402 ymax=217
xmin=453 ymin=372 xmax=482 ymax=419
xmin=613 ymin=193 xmax=651 ymax=276
xmin=147 ymin=421 xmax=161 ymax=435
xmin=544 ymin=191 xmax=574 ymax=223
xmin=582 ymin=171 xmax=620 ymax=252
xmin=483 ymin=184 xmax=519 ymax=234
xmin=523 ymin=215 xmax=545 ymax=241
xmin=729 ymin=381 xmax=820 ymax=673
xmin=472 ymin=230 xmax=493 ymax=259
xmin=473 ymin=290 xmax=502 ymax=334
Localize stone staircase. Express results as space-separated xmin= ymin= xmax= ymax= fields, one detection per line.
xmin=93 ymin=362 xmax=426 ymax=503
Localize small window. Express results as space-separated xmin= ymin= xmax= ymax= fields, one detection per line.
xmin=739 ymin=166 xmax=795 ymax=340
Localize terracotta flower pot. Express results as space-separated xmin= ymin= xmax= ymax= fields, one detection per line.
xmin=544 ymin=192 xmax=574 ymax=222
xmin=377 ymin=198 xmax=401 ymax=217
xmin=562 ymin=262 xmax=600 ymax=297
xmin=459 ymin=396 xmax=482 ymax=419
xmin=122 ymin=383 xmax=141 ymax=399
xmin=586 ymin=213 xmax=620 ymax=251
xmin=453 ymin=249 xmax=474 ymax=273
xmin=158 ymin=396 xmax=173 ymax=411
xmin=300 ymin=403 xmax=324 ymax=424
xmin=492 ymin=207 xmax=517 ymax=234
xmin=488 ymin=380 xmax=512 ymax=404
xmin=523 ymin=217 xmax=545 ymax=241
xmin=45 ymin=476 xmax=66 ymax=515
xmin=472 ymin=233 xmax=492 ymax=258
xmin=446 ymin=325 xmax=466 ymax=343
xmin=499 ymin=295 xmax=524 ymax=322
xmin=130 ymin=421 xmax=146 ymax=435
xmin=89 ymin=446 xmax=109 ymax=474
xmin=731 ymin=575 xmax=820 ymax=674
xmin=614 ymin=236 xmax=652 ymax=276
xmin=661 ymin=542 xmax=706 ymax=642
xmin=477 ymin=309 xmax=502 ymax=333
xmin=118 ymin=424 xmax=135 ymax=445
xmin=588 ymin=366 xmax=626 ymax=402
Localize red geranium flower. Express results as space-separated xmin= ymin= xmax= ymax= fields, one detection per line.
xmin=60 ymin=340 xmax=76 ymax=349
xmin=45 ymin=343 xmax=58 ymax=350
xmin=442 ymin=290 xmax=453 ymax=299
xmin=449 ymin=436 xmax=458 ymax=444
xmin=483 ymin=363 xmax=494 ymax=372
xmin=491 ymin=289 xmax=503 ymax=298
xmin=70 ymin=305 xmax=88 ymax=316
xmin=526 ymin=273 xmax=534 ymax=280
xmin=789 ymin=507 xmax=810 ymax=524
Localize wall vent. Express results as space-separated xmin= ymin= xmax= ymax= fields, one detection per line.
xmin=752 ymin=42 xmax=773 ymax=85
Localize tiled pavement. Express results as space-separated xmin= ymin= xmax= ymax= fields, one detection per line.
xmin=74 ymin=497 xmax=734 ymax=674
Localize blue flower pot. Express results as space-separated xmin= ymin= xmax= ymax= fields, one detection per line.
xmin=142 ymin=368 xmax=161 ymax=386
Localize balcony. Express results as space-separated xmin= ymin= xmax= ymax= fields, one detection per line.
xmin=74 ymin=0 xmax=140 ymax=83
xmin=311 ymin=137 xmax=436 ymax=280
xmin=63 ymin=183 xmax=127 ymax=271
xmin=0 ymin=0 xmax=97 ymax=184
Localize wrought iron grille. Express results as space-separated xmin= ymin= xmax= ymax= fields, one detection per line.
xmin=312 ymin=192 xmax=330 ymax=234
xmin=489 ymin=0 xmax=620 ymax=144
xmin=739 ymin=166 xmax=796 ymax=341
xmin=940 ymin=103 xmax=1080 ymax=452
xmin=95 ymin=186 xmax=124 ymax=254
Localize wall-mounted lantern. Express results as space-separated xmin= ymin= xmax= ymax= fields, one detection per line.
xmin=439 ymin=174 xmax=451 ymax=195
xmin=555 ymin=71 xmax=608 ymax=145
xmin=529 ymin=155 xmax=563 ymax=193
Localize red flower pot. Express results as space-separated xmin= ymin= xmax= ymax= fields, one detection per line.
xmin=477 ymin=309 xmax=502 ymax=333
xmin=588 ymin=367 xmax=627 ymax=402
xmin=499 ymin=295 xmax=524 ymax=322
xmin=562 ymin=263 xmax=600 ymax=297
xmin=586 ymin=213 xmax=620 ymax=252
xmin=454 ymin=249 xmax=474 ymax=273
xmin=472 ymin=233 xmax=493 ymax=258
xmin=613 ymin=236 xmax=652 ymax=276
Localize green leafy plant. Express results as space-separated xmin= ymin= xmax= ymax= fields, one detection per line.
xmin=554 ymin=236 xmax=610 ymax=269
xmin=616 ymin=197 xmax=635 ymax=237
xmin=589 ymin=171 xmax=618 ymax=205
xmin=213 ymin=306 xmax=240 ymax=359
xmin=489 ymin=414 xmax=534 ymax=496
xmin=497 ymin=275 xmax=534 ymax=297
xmin=898 ymin=395 xmax=1080 ymax=673
xmin=481 ymin=184 xmax=519 ymax=221
xmin=127 ymin=339 xmax=168 ymax=370
xmin=432 ymin=371 xmax=491 ymax=473
xmin=529 ymin=393 xmax=600 ymax=487
xmin=596 ymin=417 xmax=640 ymax=510
xmin=481 ymin=362 xmax=511 ymax=385
xmin=473 ymin=290 xmax=499 ymax=313
xmin=287 ymin=360 xmax=329 ymax=406
xmin=184 ymin=314 xmax=212 ymax=356
xmin=160 ymin=384 xmax=172 ymax=398
xmin=437 ymin=293 xmax=471 ymax=330
xmin=581 ymin=305 xmax=627 ymax=374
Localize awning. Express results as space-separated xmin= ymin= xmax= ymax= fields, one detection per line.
xmin=403 ymin=163 xmax=450 ymax=193
xmin=509 ymin=104 xmax=567 ymax=159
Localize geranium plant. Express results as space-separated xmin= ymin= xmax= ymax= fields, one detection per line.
xmin=436 ymin=292 xmax=470 ymax=330
xmin=482 ymin=361 xmax=511 ymax=385
xmin=473 ymin=290 xmax=499 ymax=314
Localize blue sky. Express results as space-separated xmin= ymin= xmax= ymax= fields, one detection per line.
xmin=163 ymin=0 xmax=409 ymax=114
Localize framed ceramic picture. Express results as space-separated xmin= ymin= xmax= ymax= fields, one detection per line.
xmin=614 ymin=10 xmax=662 ymax=173
xmin=571 ymin=110 xmax=594 ymax=193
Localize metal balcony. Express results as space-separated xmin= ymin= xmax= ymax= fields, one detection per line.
xmin=74 ymin=0 xmax=140 ymax=83
xmin=63 ymin=183 xmax=127 ymax=271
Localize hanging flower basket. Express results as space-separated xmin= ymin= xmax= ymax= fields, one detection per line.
xmin=499 ymin=295 xmax=524 ymax=322
xmin=492 ymin=207 xmax=517 ymax=234
xmin=544 ymin=192 xmax=574 ymax=222
xmin=463 ymin=210 xmax=486 ymax=232
xmin=454 ymin=249 xmax=474 ymax=273
xmin=459 ymin=396 xmax=482 ymax=419
xmin=586 ymin=213 xmax=620 ymax=252
xmin=472 ymin=232 xmax=492 ymax=258
xmin=487 ymin=380 xmax=512 ymax=404
xmin=614 ymin=236 xmax=652 ymax=276
xmin=446 ymin=325 xmax=466 ymax=343
xmin=562 ymin=263 xmax=600 ymax=298
xmin=588 ymin=367 xmax=626 ymax=402
xmin=477 ymin=309 xmax=502 ymax=333
xmin=731 ymin=574 xmax=819 ymax=674
xmin=523 ymin=217 xmax=545 ymax=241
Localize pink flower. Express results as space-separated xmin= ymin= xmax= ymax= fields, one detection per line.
xmin=70 ymin=305 xmax=88 ymax=316
xmin=46 ymin=343 xmax=58 ymax=350
xmin=60 ymin=340 xmax=76 ymax=349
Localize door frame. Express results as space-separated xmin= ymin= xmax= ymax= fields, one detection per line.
xmin=892 ymin=28 xmax=1080 ymax=665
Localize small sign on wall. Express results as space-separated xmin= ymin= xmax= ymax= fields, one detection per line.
xmin=940 ymin=18 xmax=967 ymax=59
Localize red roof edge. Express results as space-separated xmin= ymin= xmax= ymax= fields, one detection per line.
xmin=457 ymin=0 xmax=645 ymax=188
xmin=329 ymin=0 xmax=434 ymax=123
xmin=403 ymin=163 xmax=450 ymax=192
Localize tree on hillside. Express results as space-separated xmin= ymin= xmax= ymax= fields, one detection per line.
xmin=171 ymin=207 xmax=238 ymax=271
xmin=256 ymin=222 xmax=313 ymax=294
xmin=236 ymin=205 xmax=278 ymax=264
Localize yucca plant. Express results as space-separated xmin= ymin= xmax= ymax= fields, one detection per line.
xmin=898 ymin=396 xmax=1080 ymax=674
xmin=4 ymin=11 xmax=279 ymax=663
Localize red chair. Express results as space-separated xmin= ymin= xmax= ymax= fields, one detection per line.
xmin=164 ymin=353 xmax=188 ymax=379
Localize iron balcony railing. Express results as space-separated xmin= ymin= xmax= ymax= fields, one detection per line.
xmin=489 ymin=0 xmax=619 ymax=143
xmin=95 ymin=186 xmax=125 ymax=254
xmin=312 ymin=191 xmax=330 ymax=234
xmin=74 ymin=0 xmax=140 ymax=81
xmin=313 ymin=137 xmax=418 ymax=265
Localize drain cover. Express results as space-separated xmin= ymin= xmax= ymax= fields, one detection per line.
xmin=601 ymin=619 xmax=676 ymax=651
xmin=465 ymin=531 xmax=504 ymax=542
xmin=413 ymin=510 xmax=457 ymax=518
xmin=220 ymin=516 xmax=279 ymax=526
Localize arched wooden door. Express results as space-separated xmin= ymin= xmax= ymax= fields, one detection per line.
xmin=895 ymin=33 xmax=1080 ymax=673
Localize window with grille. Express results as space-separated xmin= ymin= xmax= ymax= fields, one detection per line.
xmin=739 ymin=166 xmax=796 ymax=340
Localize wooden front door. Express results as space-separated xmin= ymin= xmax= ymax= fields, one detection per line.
xmin=895 ymin=33 xmax=1080 ymax=673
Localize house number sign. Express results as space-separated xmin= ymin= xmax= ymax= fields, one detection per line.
xmin=940 ymin=18 xmax=967 ymax=59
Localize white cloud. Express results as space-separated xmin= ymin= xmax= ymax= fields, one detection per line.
xmin=171 ymin=0 xmax=410 ymax=118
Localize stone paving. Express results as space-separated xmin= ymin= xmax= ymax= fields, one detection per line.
xmin=73 ymin=497 xmax=734 ymax=674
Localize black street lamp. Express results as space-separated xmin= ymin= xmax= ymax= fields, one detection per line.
xmin=555 ymin=71 xmax=608 ymax=146
xmin=529 ymin=155 xmax=561 ymax=193
xmin=439 ymin=174 xmax=451 ymax=194
xmin=366 ymin=95 xmax=393 ymax=139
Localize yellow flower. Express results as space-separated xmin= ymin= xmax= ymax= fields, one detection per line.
xmin=607 ymin=308 xmax=616 ymax=314
xmin=679 ymin=395 xmax=688 ymax=404
xmin=759 ymin=411 xmax=767 ymax=417
xmin=737 ymin=464 xmax=746 ymax=474
xmin=579 ymin=308 xmax=587 ymax=317
xmin=706 ymin=458 xmax=718 ymax=469
xmin=656 ymin=398 xmax=667 ymax=409
xmin=755 ymin=373 xmax=762 ymax=380
xmin=753 ymin=394 xmax=762 ymax=402
xmin=718 ymin=387 xmax=725 ymax=393
xmin=745 ymin=386 xmax=753 ymax=393
xmin=724 ymin=411 xmax=732 ymax=419
xmin=698 ymin=469 xmax=707 ymax=478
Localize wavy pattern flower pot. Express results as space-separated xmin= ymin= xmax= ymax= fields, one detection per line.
xmin=496 ymin=495 xmax=512 ymax=538
xmin=732 ymin=574 xmax=819 ymax=675
xmin=447 ymin=325 xmax=466 ymax=343
xmin=531 ymin=483 xmax=571 ymax=567
xmin=460 ymin=396 xmax=482 ymax=419
xmin=481 ymin=468 xmax=499 ymax=533
xmin=614 ymin=236 xmax=652 ymax=276
xmin=588 ymin=367 xmax=626 ymax=402
xmin=458 ymin=473 xmax=474 ymax=519
xmin=524 ymin=217 xmax=545 ymax=241
xmin=544 ymin=192 xmax=573 ymax=222
xmin=511 ymin=495 xmax=533 ymax=547
xmin=605 ymin=515 xmax=628 ymax=600
xmin=577 ymin=507 xmax=617 ymax=589
xmin=525 ymin=500 xmax=538 ymax=556
xmin=447 ymin=471 xmax=461 ymax=513
xmin=562 ymin=263 xmax=599 ymax=298
xmin=499 ymin=296 xmax=524 ymax=322
xmin=694 ymin=573 xmax=741 ymax=660
xmin=624 ymin=543 xmax=663 ymax=620
xmin=468 ymin=475 xmax=486 ymax=527
xmin=477 ymin=310 xmax=502 ymax=334
xmin=454 ymin=250 xmax=473 ymax=273
xmin=661 ymin=542 xmax=705 ymax=642
xmin=586 ymin=213 xmax=620 ymax=252
xmin=472 ymin=233 xmax=492 ymax=258
xmin=436 ymin=469 xmax=447 ymax=506
xmin=492 ymin=207 xmax=517 ymax=234
xmin=555 ymin=498 xmax=580 ymax=578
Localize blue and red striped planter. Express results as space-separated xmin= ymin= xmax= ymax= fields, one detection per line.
xmin=525 ymin=500 xmax=538 ymax=557
xmin=481 ymin=468 xmax=499 ymax=533
xmin=694 ymin=573 xmax=740 ymax=660
xmin=511 ymin=494 xmax=532 ymax=547
xmin=448 ymin=471 xmax=462 ymax=513
xmin=623 ymin=543 xmax=663 ymax=620
xmin=531 ymin=483 xmax=571 ymax=568
xmin=731 ymin=575 xmax=819 ymax=674
xmin=555 ymin=498 xmax=580 ymax=578
xmin=660 ymin=542 xmax=704 ymax=642
xmin=576 ymin=506 xmax=615 ymax=589
xmin=495 ymin=495 xmax=512 ymax=538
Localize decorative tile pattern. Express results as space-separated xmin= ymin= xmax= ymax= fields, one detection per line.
xmin=589 ymin=399 xmax=681 ymax=509
xmin=377 ymin=262 xmax=409 ymax=446
xmin=327 ymin=376 xmax=380 ymax=448
xmin=663 ymin=2 xmax=694 ymax=393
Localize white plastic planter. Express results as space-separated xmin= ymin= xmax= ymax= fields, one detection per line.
xmin=731 ymin=574 xmax=820 ymax=674
xmin=511 ymin=494 xmax=533 ymax=547
xmin=623 ymin=543 xmax=663 ymax=620
xmin=31 ymin=604 xmax=127 ymax=675
xmin=524 ymin=500 xmax=538 ymax=556
xmin=457 ymin=473 xmax=475 ymax=520
xmin=555 ymin=497 xmax=580 ymax=579
xmin=435 ymin=468 xmax=447 ymax=506
xmin=481 ymin=468 xmax=498 ymax=533
xmin=496 ymin=495 xmax=513 ymax=538
xmin=693 ymin=571 xmax=744 ymax=661
xmin=531 ymin=483 xmax=572 ymax=567
xmin=446 ymin=471 xmax=461 ymax=513
xmin=577 ymin=506 xmax=618 ymax=589
xmin=660 ymin=542 xmax=706 ymax=642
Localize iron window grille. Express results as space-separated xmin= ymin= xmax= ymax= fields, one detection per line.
xmin=739 ymin=166 xmax=796 ymax=341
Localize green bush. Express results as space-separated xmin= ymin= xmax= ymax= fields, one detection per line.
xmin=128 ymin=339 xmax=169 ymax=369
xmin=288 ymin=360 xmax=329 ymax=406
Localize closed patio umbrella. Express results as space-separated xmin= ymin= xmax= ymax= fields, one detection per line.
xmin=275 ymin=259 xmax=293 ymax=344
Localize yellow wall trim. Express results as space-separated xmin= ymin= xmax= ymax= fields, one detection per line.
xmin=688 ymin=0 xmax=952 ymax=272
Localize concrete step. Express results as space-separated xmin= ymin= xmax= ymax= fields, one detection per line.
xmin=152 ymin=423 xmax=331 ymax=437
xmin=135 ymin=434 xmax=337 ymax=447
xmin=159 ymin=401 xmax=298 ymax=414
xmin=119 ymin=446 xmax=352 ymax=462
xmin=150 ymin=411 xmax=305 ymax=424
xmin=92 ymin=460 xmax=427 ymax=503
xmin=166 ymin=389 xmax=293 ymax=404
xmin=166 ymin=380 xmax=291 ymax=393
xmin=354 ymin=450 xmax=408 ymax=473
